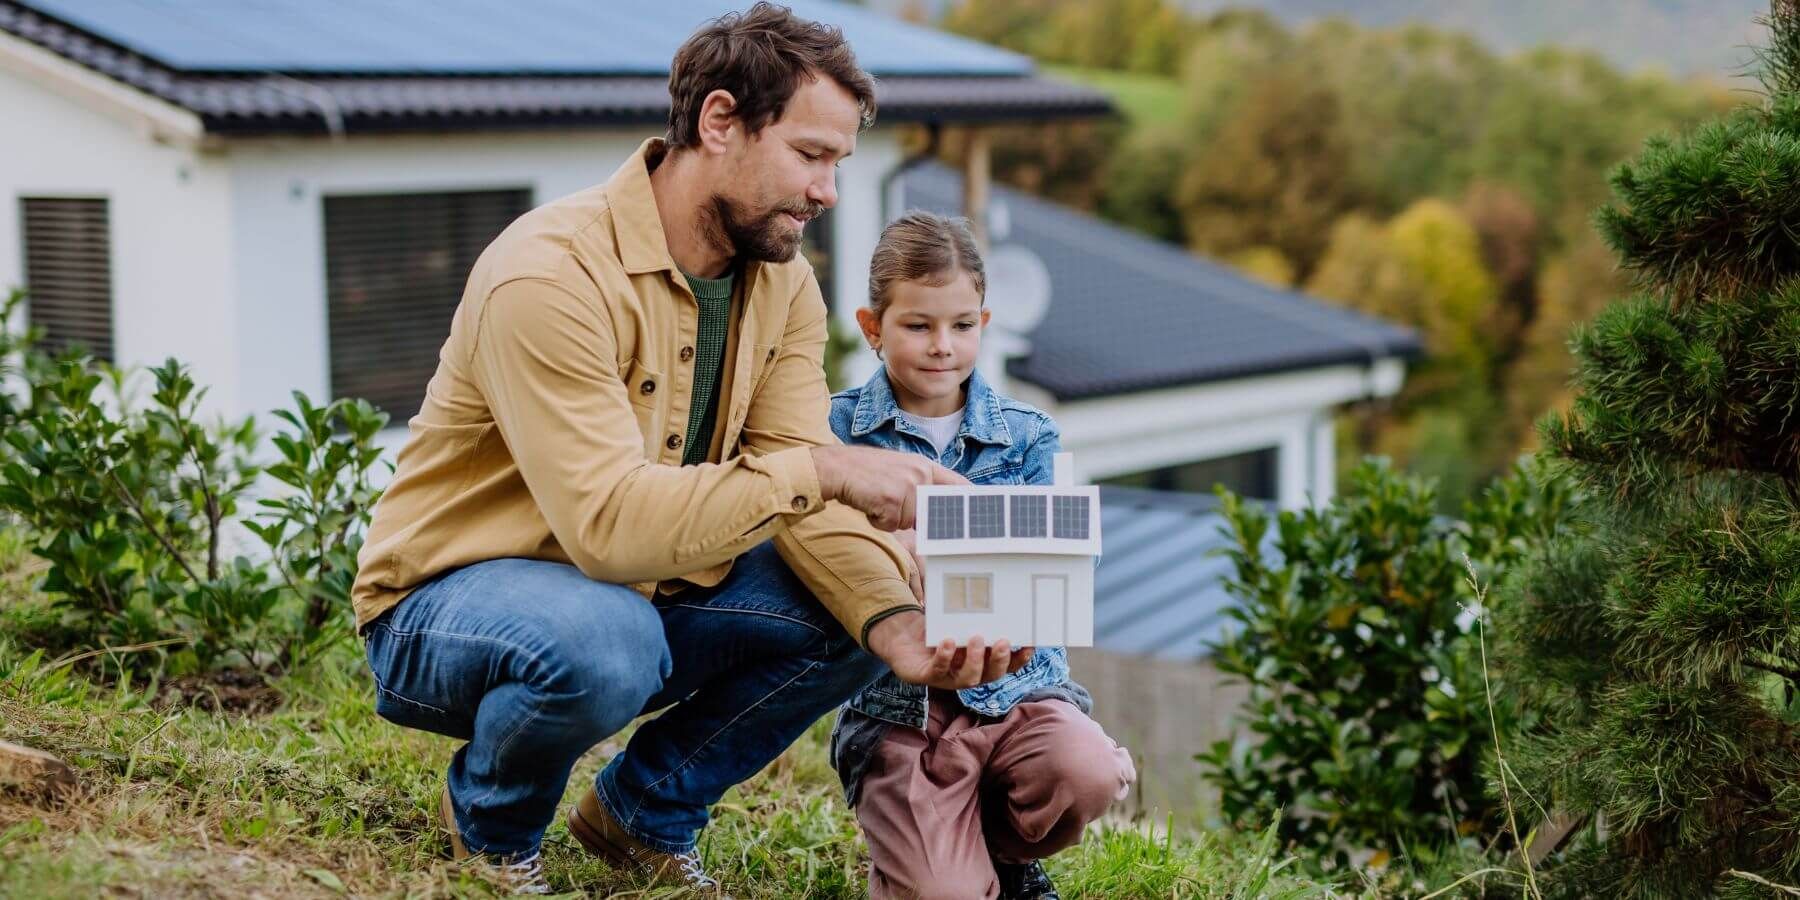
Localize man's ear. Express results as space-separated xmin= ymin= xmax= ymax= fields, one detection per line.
xmin=855 ymin=306 xmax=882 ymax=349
xmin=697 ymin=89 xmax=739 ymax=153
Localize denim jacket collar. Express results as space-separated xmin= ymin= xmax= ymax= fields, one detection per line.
xmin=848 ymin=366 xmax=1014 ymax=450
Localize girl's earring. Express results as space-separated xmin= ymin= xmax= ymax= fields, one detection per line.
xmin=872 ymin=344 xmax=884 ymax=361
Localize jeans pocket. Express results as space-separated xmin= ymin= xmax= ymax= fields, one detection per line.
xmin=372 ymin=686 xmax=470 ymax=739
xmin=365 ymin=623 xmax=475 ymax=740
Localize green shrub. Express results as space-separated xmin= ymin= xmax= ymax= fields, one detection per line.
xmin=1199 ymin=458 xmax=1574 ymax=870
xmin=0 ymin=299 xmax=387 ymax=679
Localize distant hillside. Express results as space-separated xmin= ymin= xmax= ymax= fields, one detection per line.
xmin=885 ymin=0 xmax=1770 ymax=77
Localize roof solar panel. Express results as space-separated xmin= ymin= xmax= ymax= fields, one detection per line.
xmin=18 ymin=0 xmax=1032 ymax=76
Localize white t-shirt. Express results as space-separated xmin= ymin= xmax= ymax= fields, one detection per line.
xmin=899 ymin=407 xmax=965 ymax=459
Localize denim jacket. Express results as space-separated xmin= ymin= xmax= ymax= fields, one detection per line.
xmin=827 ymin=367 xmax=1093 ymax=805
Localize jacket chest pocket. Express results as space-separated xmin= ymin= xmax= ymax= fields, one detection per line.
xmin=622 ymin=357 xmax=664 ymax=454
xmin=965 ymin=461 xmax=1023 ymax=485
xmin=624 ymin=357 xmax=663 ymax=409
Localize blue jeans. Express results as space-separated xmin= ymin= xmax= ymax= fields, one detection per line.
xmin=362 ymin=541 xmax=887 ymax=857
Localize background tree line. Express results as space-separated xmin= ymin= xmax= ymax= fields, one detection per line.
xmin=937 ymin=0 xmax=1740 ymax=507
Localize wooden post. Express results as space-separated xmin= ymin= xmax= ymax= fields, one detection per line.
xmin=961 ymin=128 xmax=991 ymax=252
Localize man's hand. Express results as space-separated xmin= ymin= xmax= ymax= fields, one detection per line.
xmin=866 ymin=610 xmax=1034 ymax=690
xmin=811 ymin=445 xmax=966 ymax=531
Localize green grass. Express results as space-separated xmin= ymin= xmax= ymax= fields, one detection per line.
xmin=1045 ymin=65 xmax=1185 ymax=127
xmin=0 ymin=578 xmax=1342 ymax=898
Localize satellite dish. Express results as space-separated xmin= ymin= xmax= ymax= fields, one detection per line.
xmin=984 ymin=243 xmax=1051 ymax=335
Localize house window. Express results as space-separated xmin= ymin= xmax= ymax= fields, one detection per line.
xmin=926 ymin=494 xmax=964 ymax=540
xmin=1052 ymin=495 xmax=1090 ymax=539
xmin=945 ymin=574 xmax=993 ymax=613
xmin=1010 ymin=495 xmax=1047 ymax=537
xmin=20 ymin=197 xmax=112 ymax=362
xmin=1101 ymin=447 xmax=1280 ymax=501
xmin=969 ymin=495 xmax=1005 ymax=538
xmin=324 ymin=188 xmax=532 ymax=421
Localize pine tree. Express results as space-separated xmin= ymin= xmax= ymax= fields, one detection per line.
xmin=1495 ymin=3 xmax=1800 ymax=896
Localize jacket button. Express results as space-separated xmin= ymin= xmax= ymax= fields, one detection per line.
xmin=640 ymin=379 xmax=656 ymax=395
xmin=666 ymin=434 xmax=683 ymax=450
xmin=680 ymin=346 xmax=694 ymax=362
xmin=791 ymin=495 xmax=809 ymax=512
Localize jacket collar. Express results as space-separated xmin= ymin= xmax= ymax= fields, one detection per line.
xmin=850 ymin=366 xmax=1013 ymax=449
xmin=605 ymin=137 xmax=764 ymax=291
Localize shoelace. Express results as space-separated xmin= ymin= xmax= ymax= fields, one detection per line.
xmin=495 ymin=851 xmax=552 ymax=895
xmin=674 ymin=851 xmax=719 ymax=888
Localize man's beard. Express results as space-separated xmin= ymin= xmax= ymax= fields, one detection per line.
xmin=709 ymin=195 xmax=824 ymax=264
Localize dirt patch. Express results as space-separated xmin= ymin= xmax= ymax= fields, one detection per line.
xmin=154 ymin=670 xmax=282 ymax=716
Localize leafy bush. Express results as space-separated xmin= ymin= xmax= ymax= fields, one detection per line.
xmin=0 ymin=298 xmax=387 ymax=679
xmin=1199 ymin=458 xmax=1574 ymax=870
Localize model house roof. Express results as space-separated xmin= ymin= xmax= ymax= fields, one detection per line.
xmin=0 ymin=0 xmax=1113 ymax=135
xmin=901 ymin=165 xmax=1424 ymax=401
xmin=915 ymin=483 xmax=1101 ymax=558
xmin=1092 ymin=486 xmax=1261 ymax=664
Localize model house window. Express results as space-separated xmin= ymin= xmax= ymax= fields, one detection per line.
xmin=926 ymin=494 xmax=965 ymax=540
xmin=945 ymin=574 xmax=993 ymax=613
xmin=1052 ymin=495 xmax=1090 ymax=539
xmin=20 ymin=197 xmax=113 ymax=362
xmin=968 ymin=494 xmax=1005 ymax=538
xmin=1010 ymin=495 xmax=1047 ymax=537
xmin=323 ymin=188 xmax=531 ymax=421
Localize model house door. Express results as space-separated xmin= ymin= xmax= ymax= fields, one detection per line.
xmin=1032 ymin=576 xmax=1067 ymax=646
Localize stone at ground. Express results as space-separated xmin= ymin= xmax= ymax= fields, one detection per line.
xmin=0 ymin=739 xmax=78 ymax=802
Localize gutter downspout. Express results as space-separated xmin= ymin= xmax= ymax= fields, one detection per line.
xmin=258 ymin=73 xmax=346 ymax=141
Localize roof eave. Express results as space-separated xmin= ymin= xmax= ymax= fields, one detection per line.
xmin=1009 ymin=343 xmax=1424 ymax=403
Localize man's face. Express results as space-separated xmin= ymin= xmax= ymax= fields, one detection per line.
xmin=712 ymin=75 xmax=861 ymax=263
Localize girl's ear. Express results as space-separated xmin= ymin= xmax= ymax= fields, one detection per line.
xmin=979 ymin=307 xmax=992 ymax=330
xmin=855 ymin=306 xmax=882 ymax=349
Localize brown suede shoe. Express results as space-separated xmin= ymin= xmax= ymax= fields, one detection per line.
xmin=567 ymin=788 xmax=725 ymax=896
xmin=441 ymin=785 xmax=470 ymax=860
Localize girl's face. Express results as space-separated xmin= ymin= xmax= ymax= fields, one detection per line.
xmin=857 ymin=271 xmax=990 ymax=418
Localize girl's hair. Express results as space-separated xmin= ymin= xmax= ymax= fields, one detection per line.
xmin=866 ymin=211 xmax=987 ymax=320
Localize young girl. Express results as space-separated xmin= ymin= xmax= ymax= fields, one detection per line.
xmin=829 ymin=212 xmax=1136 ymax=900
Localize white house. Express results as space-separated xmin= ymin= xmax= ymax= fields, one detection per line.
xmin=0 ymin=0 xmax=1107 ymax=427
xmin=916 ymin=452 xmax=1098 ymax=648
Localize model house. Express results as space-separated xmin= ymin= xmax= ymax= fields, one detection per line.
xmin=915 ymin=452 xmax=1099 ymax=648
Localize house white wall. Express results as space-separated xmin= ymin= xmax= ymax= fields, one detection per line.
xmin=224 ymin=126 xmax=907 ymax=424
xmin=1009 ymin=358 xmax=1407 ymax=510
xmin=223 ymin=129 xmax=641 ymax=420
xmin=0 ymin=57 xmax=238 ymax=411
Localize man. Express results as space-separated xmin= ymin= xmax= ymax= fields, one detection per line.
xmin=351 ymin=3 xmax=1029 ymax=894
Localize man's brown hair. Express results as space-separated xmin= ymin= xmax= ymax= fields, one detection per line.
xmin=667 ymin=2 xmax=877 ymax=150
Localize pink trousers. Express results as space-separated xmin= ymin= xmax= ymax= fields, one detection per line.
xmin=855 ymin=690 xmax=1136 ymax=900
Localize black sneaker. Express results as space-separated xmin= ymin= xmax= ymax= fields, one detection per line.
xmin=995 ymin=859 xmax=1060 ymax=900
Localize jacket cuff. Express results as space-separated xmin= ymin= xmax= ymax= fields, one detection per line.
xmin=751 ymin=445 xmax=825 ymax=518
xmin=856 ymin=586 xmax=923 ymax=649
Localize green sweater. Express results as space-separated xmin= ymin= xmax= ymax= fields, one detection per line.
xmin=681 ymin=268 xmax=733 ymax=466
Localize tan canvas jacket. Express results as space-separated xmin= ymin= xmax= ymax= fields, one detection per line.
xmin=350 ymin=138 xmax=918 ymax=645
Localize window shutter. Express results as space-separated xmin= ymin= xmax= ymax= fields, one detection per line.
xmin=20 ymin=197 xmax=112 ymax=362
xmin=323 ymin=188 xmax=531 ymax=421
